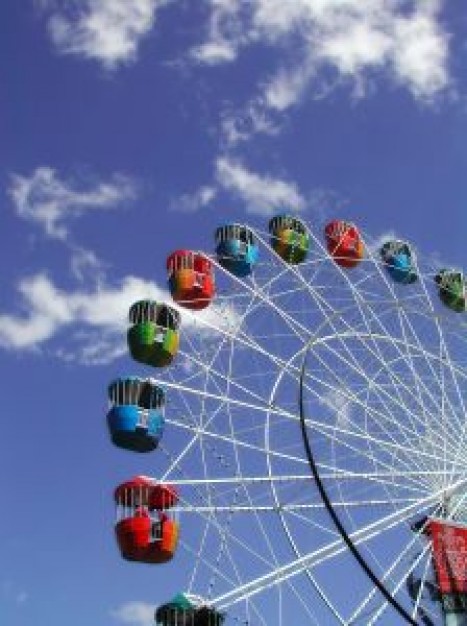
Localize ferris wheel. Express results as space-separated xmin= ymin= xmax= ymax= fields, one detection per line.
xmin=107 ymin=217 xmax=467 ymax=626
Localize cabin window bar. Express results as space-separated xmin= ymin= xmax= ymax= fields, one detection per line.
xmin=151 ymin=520 xmax=162 ymax=541
xmin=134 ymin=380 xmax=141 ymax=405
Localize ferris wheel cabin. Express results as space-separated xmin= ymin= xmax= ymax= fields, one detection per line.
xmin=214 ymin=223 xmax=258 ymax=277
xmin=324 ymin=220 xmax=364 ymax=268
xmin=422 ymin=518 xmax=467 ymax=625
xmin=269 ymin=214 xmax=310 ymax=264
xmin=380 ymin=239 xmax=418 ymax=284
xmin=155 ymin=593 xmax=225 ymax=626
xmin=167 ymin=250 xmax=215 ymax=310
xmin=435 ymin=270 xmax=467 ymax=312
xmin=128 ymin=300 xmax=181 ymax=367
xmin=107 ymin=377 xmax=165 ymax=452
xmin=114 ymin=476 xmax=179 ymax=564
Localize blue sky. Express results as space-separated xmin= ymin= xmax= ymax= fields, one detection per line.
xmin=2 ymin=1 xmax=467 ymax=625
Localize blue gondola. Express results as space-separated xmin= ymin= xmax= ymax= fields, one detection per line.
xmin=215 ymin=223 xmax=259 ymax=277
xmin=380 ymin=240 xmax=418 ymax=284
xmin=107 ymin=377 xmax=165 ymax=453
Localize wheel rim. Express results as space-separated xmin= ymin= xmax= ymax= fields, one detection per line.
xmin=133 ymin=223 xmax=467 ymax=625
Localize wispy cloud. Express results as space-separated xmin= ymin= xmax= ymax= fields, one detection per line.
xmin=220 ymin=99 xmax=281 ymax=146
xmin=44 ymin=0 xmax=169 ymax=69
xmin=9 ymin=167 xmax=137 ymax=241
xmin=306 ymin=188 xmax=348 ymax=223
xmin=190 ymin=0 xmax=243 ymax=66
xmin=191 ymin=40 xmax=237 ymax=66
xmin=215 ymin=157 xmax=305 ymax=216
xmin=41 ymin=1 xmax=451 ymax=105
xmin=0 ymin=272 xmax=242 ymax=364
xmin=69 ymin=246 xmax=108 ymax=283
xmin=197 ymin=0 xmax=450 ymax=109
xmin=171 ymin=185 xmax=217 ymax=213
xmin=170 ymin=157 xmax=305 ymax=217
xmin=0 ymin=273 xmax=168 ymax=362
xmin=111 ymin=601 xmax=154 ymax=626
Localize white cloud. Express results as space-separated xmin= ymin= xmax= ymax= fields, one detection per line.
xmin=170 ymin=157 xmax=305 ymax=216
xmin=172 ymin=185 xmax=217 ymax=213
xmin=264 ymin=65 xmax=315 ymax=112
xmin=192 ymin=40 xmax=237 ymax=65
xmin=41 ymin=0 xmax=450 ymax=103
xmin=70 ymin=246 xmax=107 ymax=282
xmin=0 ymin=274 xmax=148 ymax=351
xmin=9 ymin=167 xmax=137 ymax=241
xmin=111 ymin=601 xmax=154 ymax=626
xmin=197 ymin=0 xmax=450 ymax=107
xmin=392 ymin=7 xmax=449 ymax=98
xmin=215 ymin=157 xmax=305 ymax=216
xmin=221 ymin=99 xmax=281 ymax=145
xmin=306 ymin=188 xmax=348 ymax=222
xmin=190 ymin=0 xmax=243 ymax=66
xmin=45 ymin=0 xmax=168 ymax=68
xmin=0 ymin=272 xmax=242 ymax=364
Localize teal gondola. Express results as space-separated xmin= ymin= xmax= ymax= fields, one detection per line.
xmin=215 ymin=223 xmax=258 ymax=277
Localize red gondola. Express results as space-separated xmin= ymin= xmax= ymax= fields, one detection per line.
xmin=114 ymin=476 xmax=179 ymax=564
xmin=167 ymin=250 xmax=215 ymax=310
xmin=324 ymin=220 xmax=364 ymax=269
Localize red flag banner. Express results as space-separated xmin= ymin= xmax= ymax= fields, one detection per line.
xmin=429 ymin=519 xmax=467 ymax=595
